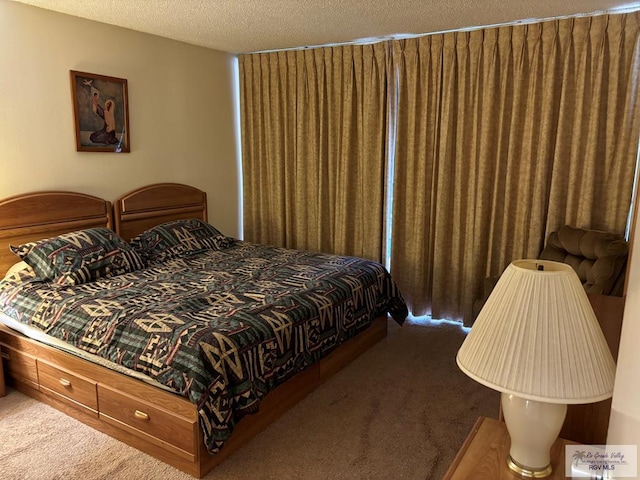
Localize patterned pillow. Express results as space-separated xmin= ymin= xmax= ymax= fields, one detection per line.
xmin=11 ymin=228 xmax=145 ymax=286
xmin=10 ymin=243 xmax=57 ymax=281
xmin=130 ymin=218 xmax=234 ymax=265
xmin=3 ymin=261 xmax=37 ymax=283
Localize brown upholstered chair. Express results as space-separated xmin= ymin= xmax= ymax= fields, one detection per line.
xmin=472 ymin=225 xmax=629 ymax=322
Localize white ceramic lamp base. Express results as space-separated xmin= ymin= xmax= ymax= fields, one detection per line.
xmin=501 ymin=393 xmax=567 ymax=478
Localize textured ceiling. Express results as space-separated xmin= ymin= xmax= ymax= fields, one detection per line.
xmin=9 ymin=0 xmax=640 ymax=53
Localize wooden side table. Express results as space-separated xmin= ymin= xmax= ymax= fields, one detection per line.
xmin=443 ymin=416 xmax=576 ymax=479
xmin=0 ymin=345 xmax=5 ymax=397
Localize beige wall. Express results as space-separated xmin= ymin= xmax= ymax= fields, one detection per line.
xmin=0 ymin=0 xmax=241 ymax=237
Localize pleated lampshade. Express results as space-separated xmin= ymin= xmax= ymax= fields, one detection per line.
xmin=457 ymin=259 xmax=616 ymax=404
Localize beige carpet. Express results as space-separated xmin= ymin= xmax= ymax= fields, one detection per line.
xmin=0 ymin=319 xmax=499 ymax=480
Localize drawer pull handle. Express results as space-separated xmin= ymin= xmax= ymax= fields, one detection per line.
xmin=134 ymin=410 xmax=150 ymax=421
xmin=0 ymin=351 xmax=9 ymax=359
xmin=59 ymin=378 xmax=71 ymax=388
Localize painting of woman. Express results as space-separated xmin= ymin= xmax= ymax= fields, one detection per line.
xmin=70 ymin=70 xmax=130 ymax=152
xmin=89 ymin=93 xmax=119 ymax=145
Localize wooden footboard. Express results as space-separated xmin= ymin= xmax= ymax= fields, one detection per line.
xmin=0 ymin=315 xmax=388 ymax=478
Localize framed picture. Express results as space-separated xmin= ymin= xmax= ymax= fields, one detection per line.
xmin=70 ymin=70 xmax=130 ymax=153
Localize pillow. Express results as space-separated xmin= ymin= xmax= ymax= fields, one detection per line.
xmin=2 ymin=261 xmax=35 ymax=283
xmin=5 ymin=261 xmax=31 ymax=278
xmin=130 ymin=218 xmax=234 ymax=265
xmin=10 ymin=243 xmax=57 ymax=281
xmin=11 ymin=227 xmax=145 ymax=286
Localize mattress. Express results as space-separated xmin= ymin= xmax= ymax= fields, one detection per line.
xmin=0 ymin=240 xmax=407 ymax=454
xmin=0 ymin=312 xmax=171 ymax=391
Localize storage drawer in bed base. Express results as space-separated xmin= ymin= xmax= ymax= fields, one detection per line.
xmin=0 ymin=344 xmax=38 ymax=390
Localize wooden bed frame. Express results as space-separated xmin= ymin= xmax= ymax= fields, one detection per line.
xmin=0 ymin=184 xmax=388 ymax=478
xmin=0 ymin=191 xmax=114 ymax=276
xmin=114 ymin=183 xmax=209 ymax=243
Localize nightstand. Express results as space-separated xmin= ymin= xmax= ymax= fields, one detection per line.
xmin=443 ymin=416 xmax=576 ymax=479
xmin=0 ymin=345 xmax=5 ymax=397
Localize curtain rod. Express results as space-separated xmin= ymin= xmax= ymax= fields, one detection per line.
xmin=245 ymin=6 xmax=640 ymax=55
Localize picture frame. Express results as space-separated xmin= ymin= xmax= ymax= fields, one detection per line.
xmin=70 ymin=70 xmax=130 ymax=153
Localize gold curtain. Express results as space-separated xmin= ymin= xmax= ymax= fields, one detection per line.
xmin=390 ymin=13 xmax=640 ymax=325
xmin=239 ymin=43 xmax=390 ymax=261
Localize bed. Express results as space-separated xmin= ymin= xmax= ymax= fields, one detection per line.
xmin=0 ymin=184 xmax=407 ymax=478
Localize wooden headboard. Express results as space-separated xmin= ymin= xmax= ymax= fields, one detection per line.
xmin=0 ymin=185 xmax=207 ymax=275
xmin=0 ymin=191 xmax=113 ymax=276
xmin=114 ymin=183 xmax=208 ymax=241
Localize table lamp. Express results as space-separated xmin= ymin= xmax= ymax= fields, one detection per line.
xmin=456 ymin=259 xmax=616 ymax=478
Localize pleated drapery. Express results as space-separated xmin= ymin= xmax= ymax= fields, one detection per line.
xmin=390 ymin=13 xmax=640 ymax=324
xmin=239 ymin=13 xmax=640 ymax=326
xmin=239 ymin=43 xmax=390 ymax=262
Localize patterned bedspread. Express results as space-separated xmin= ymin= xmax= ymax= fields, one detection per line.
xmin=0 ymin=241 xmax=407 ymax=454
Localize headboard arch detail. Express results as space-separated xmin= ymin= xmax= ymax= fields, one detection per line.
xmin=0 ymin=191 xmax=113 ymax=276
xmin=114 ymin=183 xmax=208 ymax=241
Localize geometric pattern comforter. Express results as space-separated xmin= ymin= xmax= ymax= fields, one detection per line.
xmin=0 ymin=241 xmax=408 ymax=454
